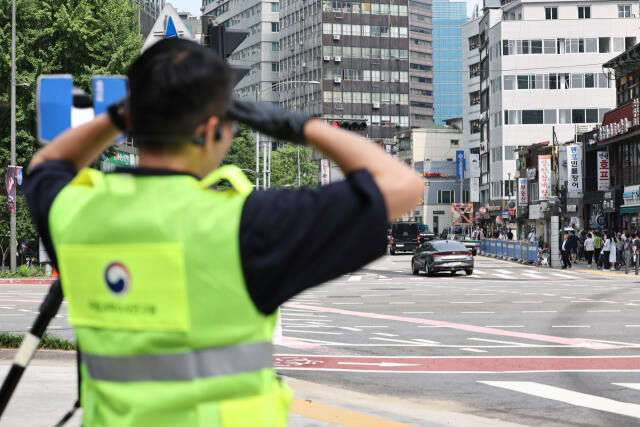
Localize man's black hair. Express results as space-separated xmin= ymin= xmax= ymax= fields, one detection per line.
xmin=127 ymin=38 xmax=235 ymax=147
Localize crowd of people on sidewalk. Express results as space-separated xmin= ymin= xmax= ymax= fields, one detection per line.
xmin=560 ymin=228 xmax=640 ymax=274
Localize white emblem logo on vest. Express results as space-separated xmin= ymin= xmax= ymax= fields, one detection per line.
xmin=104 ymin=262 xmax=131 ymax=297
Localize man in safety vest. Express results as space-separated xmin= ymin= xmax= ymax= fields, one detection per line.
xmin=25 ymin=39 xmax=423 ymax=426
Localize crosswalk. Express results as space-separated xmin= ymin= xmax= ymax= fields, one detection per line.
xmin=341 ymin=268 xmax=587 ymax=282
xmin=480 ymin=381 xmax=640 ymax=419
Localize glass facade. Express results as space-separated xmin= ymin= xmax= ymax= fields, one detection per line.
xmin=432 ymin=0 xmax=466 ymax=124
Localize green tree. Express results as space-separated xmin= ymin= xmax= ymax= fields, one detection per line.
xmin=269 ymin=145 xmax=318 ymax=188
xmin=0 ymin=0 xmax=143 ymax=172
xmin=0 ymin=196 xmax=37 ymax=270
xmin=0 ymin=0 xmax=142 ymax=266
xmin=222 ymin=124 xmax=256 ymax=173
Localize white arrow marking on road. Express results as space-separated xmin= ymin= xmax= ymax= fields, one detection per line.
xmin=480 ymin=381 xmax=640 ymax=419
xmin=337 ymin=361 xmax=421 ymax=367
xmin=347 ymin=276 xmax=362 ymax=282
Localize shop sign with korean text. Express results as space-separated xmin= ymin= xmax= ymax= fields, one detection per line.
xmin=597 ymin=151 xmax=609 ymax=191
xmin=598 ymin=99 xmax=640 ymax=143
xmin=518 ymin=178 xmax=528 ymax=205
xmin=538 ymin=155 xmax=552 ymax=200
xmin=567 ymin=145 xmax=582 ymax=195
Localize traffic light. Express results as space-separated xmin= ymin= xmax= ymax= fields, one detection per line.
xmin=203 ymin=18 xmax=250 ymax=84
xmin=331 ymin=120 xmax=368 ymax=132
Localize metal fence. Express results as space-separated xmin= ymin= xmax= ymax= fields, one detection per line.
xmin=479 ymin=239 xmax=539 ymax=263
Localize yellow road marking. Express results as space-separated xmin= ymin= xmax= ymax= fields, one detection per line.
xmin=574 ymin=269 xmax=634 ymax=278
xmin=291 ymin=398 xmax=419 ymax=427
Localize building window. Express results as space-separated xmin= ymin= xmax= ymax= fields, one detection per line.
xmin=271 ymin=22 xmax=279 ymax=32
xmin=469 ymin=34 xmax=480 ymax=50
xmin=578 ymin=6 xmax=590 ymax=18
xmin=271 ymin=62 xmax=279 ymax=72
xmin=469 ymin=62 xmax=480 ymax=78
xmin=451 ymin=139 xmax=459 ymax=146
xmin=618 ymin=4 xmax=631 ymax=17
xmin=545 ymin=7 xmax=558 ymax=19
xmin=470 ymin=90 xmax=480 ymax=106
xmin=504 ymin=146 xmax=518 ymax=161
xmin=271 ymin=2 xmax=279 ymax=12
xmin=470 ymin=119 xmax=481 ymax=134
xmin=438 ymin=190 xmax=454 ymax=204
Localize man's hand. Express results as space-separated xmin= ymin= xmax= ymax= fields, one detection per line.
xmin=226 ymin=100 xmax=311 ymax=144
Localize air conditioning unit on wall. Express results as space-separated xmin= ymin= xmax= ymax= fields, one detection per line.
xmin=333 ymin=34 xmax=340 ymax=41
xmin=372 ymin=102 xmax=380 ymax=109
xmin=334 ymin=56 xmax=341 ymax=62
xmin=333 ymin=76 xmax=342 ymax=84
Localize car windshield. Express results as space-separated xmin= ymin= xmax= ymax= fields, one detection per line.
xmin=432 ymin=241 xmax=467 ymax=252
xmin=393 ymin=223 xmax=419 ymax=235
xmin=418 ymin=224 xmax=430 ymax=233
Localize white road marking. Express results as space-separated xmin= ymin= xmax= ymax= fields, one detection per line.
xmin=347 ymin=276 xmax=362 ymax=282
xmin=551 ymin=325 xmax=591 ymax=328
xmin=282 ymin=329 xmax=343 ymax=335
xmin=479 ymin=381 xmax=640 ymax=419
xmin=412 ymin=339 xmax=440 ymax=344
xmin=468 ymin=338 xmax=532 ymax=347
xmin=512 ymin=301 xmax=543 ymax=304
xmin=625 ymin=325 xmax=640 ymax=327
xmin=369 ymin=337 xmax=426 ymax=345
xmin=339 ymin=327 xmax=362 ymax=332
xmin=331 ymin=302 xmax=364 ymax=305
xmin=362 ymin=294 xmax=391 ymax=297
xmin=337 ymin=361 xmax=420 ymax=367
xmin=587 ymin=310 xmax=621 ymax=313
xmin=451 ymin=301 xmax=484 ymax=304
xmin=550 ymin=272 xmax=574 ymax=278
xmin=492 ymin=274 xmax=513 ymax=279
xmin=354 ymin=325 xmax=388 ymax=328
xmin=403 ymin=311 xmax=434 ymax=314
xmin=613 ymin=383 xmax=640 ymax=391
xmin=372 ymin=332 xmax=398 ymax=337
xmin=389 ymin=302 xmax=416 ymax=304
xmin=494 ymin=269 xmax=512 ymax=275
xmin=460 ymin=348 xmax=487 ymax=353
xmin=522 ymin=310 xmax=557 ymax=313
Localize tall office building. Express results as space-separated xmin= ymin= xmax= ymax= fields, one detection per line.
xmin=202 ymin=0 xmax=281 ymax=107
xmin=279 ymin=0 xmax=412 ymax=142
xmin=133 ymin=0 xmax=165 ymax=38
xmin=462 ymin=0 xmax=639 ymax=212
xmin=407 ymin=0 xmax=434 ymax=127
xmin=432 ymin=0 xmax=466 ymax=124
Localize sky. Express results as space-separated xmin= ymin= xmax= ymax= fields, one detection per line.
xmin=170 ymin=0 xmax=483 ymax=18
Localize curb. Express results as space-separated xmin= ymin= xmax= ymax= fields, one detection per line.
xmin=0 ymin=278 xmax=54 ymax=285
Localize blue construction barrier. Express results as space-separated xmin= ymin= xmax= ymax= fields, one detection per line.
xmin=480 ymin=239 xmax=539 ymax=264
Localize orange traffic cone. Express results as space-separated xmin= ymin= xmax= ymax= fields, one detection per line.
xmin=51 ymin=267 xmax=59 ymax=278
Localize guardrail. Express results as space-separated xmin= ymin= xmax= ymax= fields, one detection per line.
xmin=479 ymin=239 xmax=539 ymax=263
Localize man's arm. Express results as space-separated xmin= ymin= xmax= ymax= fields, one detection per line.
xmin=303 ymin=120 xmax=423 ymax=221
xmin=29 ymin=114 xmax=120 ymax=172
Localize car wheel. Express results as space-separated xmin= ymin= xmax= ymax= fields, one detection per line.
xmin=412 ymin=261 xmax=419 ymax=276
xmin=465 ymin=269 xmax=473 ymax=276
xmin=451 ymin=270 xmax=456 ymax=276
xmin=426 ymin=265 xmax=433 ymax=277
xmin=390 ymin=249 xmax=395 ymax=255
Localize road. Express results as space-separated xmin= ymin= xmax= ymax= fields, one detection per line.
xmin=1 ymin=255 xmax=640 ymax=426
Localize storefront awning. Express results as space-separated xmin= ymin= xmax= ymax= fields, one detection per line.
xmin=620 ymin=205 xmax=640 ymax=214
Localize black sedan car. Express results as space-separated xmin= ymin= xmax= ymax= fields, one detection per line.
xmin=411 ymin=240 xmax=474 ymax=276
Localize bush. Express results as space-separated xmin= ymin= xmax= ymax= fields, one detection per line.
xmin=0 ymin=332 xmax=75 ymax=350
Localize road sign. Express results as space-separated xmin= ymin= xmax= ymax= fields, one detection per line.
xmin=451 ymin=203 xmax=473 ymax=226
xmin=502 ymin=210 xmax=510 ymax=218
xmin=164 ymin=16 xmax=178 ymax=39
xmin=36 ymin=75 xmax=73 ymax=143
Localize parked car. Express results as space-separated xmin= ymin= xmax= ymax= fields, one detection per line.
xmin=411 ymin=240 xmax=474 ymax=276
xmin=390 ymin=222 xmax=432 ymax=255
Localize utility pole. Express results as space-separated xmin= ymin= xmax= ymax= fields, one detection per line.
xmin=10 ymin=0 xmax=17 ymax=273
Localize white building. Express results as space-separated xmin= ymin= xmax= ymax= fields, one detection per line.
xmin=462 ymin=0 xmax=639 ymax=205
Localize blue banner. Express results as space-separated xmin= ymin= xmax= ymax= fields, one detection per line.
xmin=456 ymin=150 xmax=465 ymax=179
xmin=37 ymin=75 xmax=73 ymax=143
xmin=526 ymin=244 xmax=538 ymax=262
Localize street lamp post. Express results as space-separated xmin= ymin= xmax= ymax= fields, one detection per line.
xmin=9 ymin=0 xmax=16 ymax=273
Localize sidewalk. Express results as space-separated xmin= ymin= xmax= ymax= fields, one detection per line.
xmin=0 ymin=278 xmax=54 ymax=285
xmin=0 ymin=350 xmax=525 ymax=427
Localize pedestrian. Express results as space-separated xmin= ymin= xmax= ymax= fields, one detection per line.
xmin=507 ymin=229 xmax=513 ymax=240
xmin=624 ymin=232 xmax=634 ymax=274
xmin=528 ymin=229 xmax=536 ymax=243
xmin=584 ymin=232 xmax=594 ymax=267
xmin=602 ymin=232 xmax=612 ymax=270
xmin=566 ymin=230 xmax=578 ymax=264
xmin=616 ymin=232 xmax=624 ymax=270
xmin=24 ymin=39 xmax=426 ymax=427
xmin=577 ymin=231 xmax=585 ymax=261
xmin=561 ymin=233 xmax=571 ymax=269
xmin=633 ymin=233 xmax=640 ymax=275
xmin=594 ymin=231 xmax=603 ymax=269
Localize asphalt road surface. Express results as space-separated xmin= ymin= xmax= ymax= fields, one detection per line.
xmin=2 ymin=255 xmax=640 ymax=426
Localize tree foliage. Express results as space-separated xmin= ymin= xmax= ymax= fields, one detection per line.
xmin=0 ymin=0 xmax=142 ymax=267
xmin=269 ymin=145 xmax=318 ymax=189
xmin=0 ymin=195 xmax=37 ymax=270
xmin=0 ymin=0 xmax=143 ymax=174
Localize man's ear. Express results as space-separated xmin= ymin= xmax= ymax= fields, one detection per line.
xmin=199 ymin=116 xmax=221 ymax=145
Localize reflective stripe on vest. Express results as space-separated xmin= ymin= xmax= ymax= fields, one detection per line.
xmin=82 ymin=341 xmax=272 ymax=382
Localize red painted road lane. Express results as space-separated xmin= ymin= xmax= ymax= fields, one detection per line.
xmin=274 ymin=355 xmax=640 ymax=372
xmin=0 ymin=279 xmax=54 ymax=285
